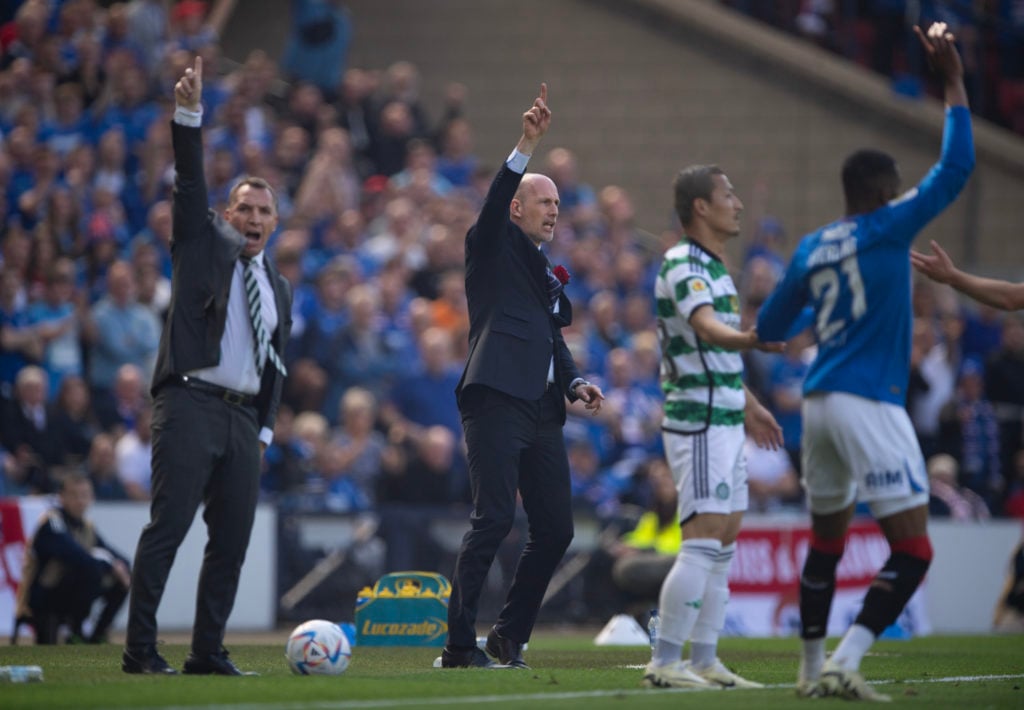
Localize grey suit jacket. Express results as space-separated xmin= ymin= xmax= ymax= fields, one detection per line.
xmin=151 ymin=121 xmax=292 ymax=432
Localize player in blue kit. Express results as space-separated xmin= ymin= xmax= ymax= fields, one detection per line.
xmin=756 ymin=22 xmax=974 ymax=702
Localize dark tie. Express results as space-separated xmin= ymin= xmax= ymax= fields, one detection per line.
xmin=545 ymin=266 xmax=563 ymax=311
xmin=242 ymin=258 xmax=287 ymax=378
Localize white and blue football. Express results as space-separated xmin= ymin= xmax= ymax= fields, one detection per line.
xmin=285 ymin=619 xmax=352 ymax=675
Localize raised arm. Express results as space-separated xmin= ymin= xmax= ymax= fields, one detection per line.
xmin=911 ymin=240 xmax=1024 ymax=311
xmin=885 ymin=23 xmax=974 ymax=244
xmin=914 ymin=22 xmax=967 ymax=109
xmin=170 ymin=55 xmax=210 ymax=242
xmin=515 ymin=82 xmax=551 ymax=157
xmin=470 ymin=84 xmax=552 ymax=258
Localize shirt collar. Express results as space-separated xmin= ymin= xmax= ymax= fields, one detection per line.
xmin=242 ymin=251 xmax=266 ymax=268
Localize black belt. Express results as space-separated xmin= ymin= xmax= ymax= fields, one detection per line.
xmin=171 ymin=375 xmax=255 ymax=407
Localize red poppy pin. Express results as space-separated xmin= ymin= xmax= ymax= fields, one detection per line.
xmin=553 ymin=265 xmax=571 ymax=285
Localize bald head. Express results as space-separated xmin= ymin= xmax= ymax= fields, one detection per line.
xmin=510 ymin=173 xmax=559 ymax=246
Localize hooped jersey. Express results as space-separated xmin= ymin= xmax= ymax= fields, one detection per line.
xmin=656 ymin=239 xmax=745 ymax=433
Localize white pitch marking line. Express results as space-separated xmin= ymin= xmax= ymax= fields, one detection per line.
xmin=155 ymin=673 xmax=1024 ymax=710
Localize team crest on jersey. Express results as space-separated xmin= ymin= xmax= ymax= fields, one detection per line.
xmin=715 ymin=482 xmax=730 ymax=500
xmin=689 ymin=278 xmax=707 ymax=292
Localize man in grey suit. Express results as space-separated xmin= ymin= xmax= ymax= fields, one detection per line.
xmin=441 ymin=84 xmax=604 ymax=669
xmin=122 ymin=57 xmax=292 ymax=676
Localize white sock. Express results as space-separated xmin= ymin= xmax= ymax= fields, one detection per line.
xmin=800 ymin=637 xmax=826 ymax=681
xmin=690 ymin=543 xmax=734 ymax=669
xmin=652 ymin=538 xmax=721 ymax=667
xmin=830 ymin=624 xmax=876 ymax=671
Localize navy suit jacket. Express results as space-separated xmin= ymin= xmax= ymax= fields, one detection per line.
xmin=455 ymin=163 xmax=582 ymax=422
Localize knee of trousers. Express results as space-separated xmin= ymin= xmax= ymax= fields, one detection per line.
xmin=467 ymin=511 xmax=517 ymax=547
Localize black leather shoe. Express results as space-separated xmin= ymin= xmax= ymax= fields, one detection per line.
xmin=182 ymin=648 xmax=257 ymax=676
xmin=122 ymin=646 xmax=178 ymax=674
xmin=485 ymin=627 xmax=529 ymax=668
xmin=440 ymin=645 xmax=499 ymax=668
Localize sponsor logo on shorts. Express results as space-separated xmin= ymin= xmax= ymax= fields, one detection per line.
xmin=864 ymin=469 xmax=903 ymax=490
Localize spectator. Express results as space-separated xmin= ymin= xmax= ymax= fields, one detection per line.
xmin=0 ymin=266 xmax=42 ymax=396
xmin=321 ymin=283 xmax=401 ymax=420
xmin=282 ymin=0 xmax=352 ymax=101
xmin=378 ymin=425 xmax=459 ymax=571
xmin=83 ymin=259 xmax=161 ymax=411
xmin=49 ymin=374 xmax=100 ymax=467
xmin=328 ymin=386 xmax=386 ymax=505
xmin=607 ymin=458 xmax=679 ymax=611
xmin=385 ymin=326 xmax=462 ymax=441
xmin=24 ymin=257 xmax=83 ymax=396
xmin=926 ymin=452 xmax=991 ymax=521
xmin=114 ymin=403 xmax=153 ymax=501
xmin=84 ymin=432 xmax=129 ymax=501
xmin=568 ymin=438 xmax=619 ymax=520
xmin=14 ymin=472 xmax=131 ymax=644
xmin=436 ymin=116 xmax=478 ymax=188
xmin=544 ymin=147 xmax=597 ymax=226
xmin=0 ymin=364 xmax=64 ymax=492
xmin=293 ymin=125 xmax=360 ymax=225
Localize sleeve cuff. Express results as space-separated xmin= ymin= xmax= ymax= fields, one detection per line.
xmin=173 ymin=105 xmax=203 ymax=127
xmin=506 ymin=148 xmax=530 ymax=174
xmin=259 ymin=427 xmax=274 ymax=447
xmin=569 ymin=377 xmax=588 ymax=394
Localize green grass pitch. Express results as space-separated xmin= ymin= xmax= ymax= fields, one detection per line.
xmin=1 ymin=633 xmax=1022 ymax=708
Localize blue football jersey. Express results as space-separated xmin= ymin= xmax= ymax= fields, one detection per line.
xmin=757 ymin=107 xmax=974 ymax=405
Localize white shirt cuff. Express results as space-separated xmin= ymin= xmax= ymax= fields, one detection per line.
xmin=173 ymin=105 xmax=203 ymax=127
xmin=506 ymin=148 xmax=530 ymax=174
xmin=259 ymin=427 xmax=274 ymax=447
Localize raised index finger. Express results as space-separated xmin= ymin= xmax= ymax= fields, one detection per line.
xmin=539 ymin=82 xmax=547 ymax=105
xmin=193 ymin=55 xmax=203 ymax=82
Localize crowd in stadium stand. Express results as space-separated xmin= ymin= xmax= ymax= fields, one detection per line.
xmin=0 ymin=0 xmax=1021 ymax=532
xmin=723 ymin=0 xmax=1024 ymax=134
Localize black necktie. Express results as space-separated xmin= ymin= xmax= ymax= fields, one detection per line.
xmin=545 ymin=266 xmax=563 ymax=311
xmin=242 ymin=258 xmax=287 ymax=378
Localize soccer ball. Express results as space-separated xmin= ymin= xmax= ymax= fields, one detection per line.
xmin=285 ymin=619 xmax=352 ymax=675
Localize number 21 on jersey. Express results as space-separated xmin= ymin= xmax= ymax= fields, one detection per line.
xmin=809 ymin=255 xmax=866 ymax=344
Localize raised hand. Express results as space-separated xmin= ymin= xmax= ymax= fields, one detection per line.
xmin=518 ymin=83 xmax=551 ymax=154
xmin=914 ymin=22 xmax=963 ymax=84
xmin=174 ymin=55 xmax=203 ymax=111
xmin=910 ymin=239 xmax=957 ymax=285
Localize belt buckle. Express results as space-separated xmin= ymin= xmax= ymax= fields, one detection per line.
xmin=222 ymin=391 xmax=246 ymax=406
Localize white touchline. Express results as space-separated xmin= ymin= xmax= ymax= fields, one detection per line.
xmin=153 ymin=673 xmax=1024 ymax=710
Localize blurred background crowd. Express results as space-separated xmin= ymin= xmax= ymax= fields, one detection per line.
xmin=1 ymin=0 xmax=1021 ymax=568
xmin=725 ymin=0 xmax=1024 ymax=134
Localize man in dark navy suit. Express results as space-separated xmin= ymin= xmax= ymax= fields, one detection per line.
xmin=441 ymin=84 xmax=604 ymax=669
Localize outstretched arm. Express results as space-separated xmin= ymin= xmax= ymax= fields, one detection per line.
xmin=691 ymin=305 xmax=783 ymax=353
xmin=911 ymin=240 xmax=1024 ymax=311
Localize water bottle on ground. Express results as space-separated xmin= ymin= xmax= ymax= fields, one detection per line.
xmin=0 ymin=665 xmax=44 ymax=683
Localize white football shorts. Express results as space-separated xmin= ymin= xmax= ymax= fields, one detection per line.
xmin=663 ymin=424 xmax=748 ymax=521
xmin=801 ymin=391 xmax=929 ymax=517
